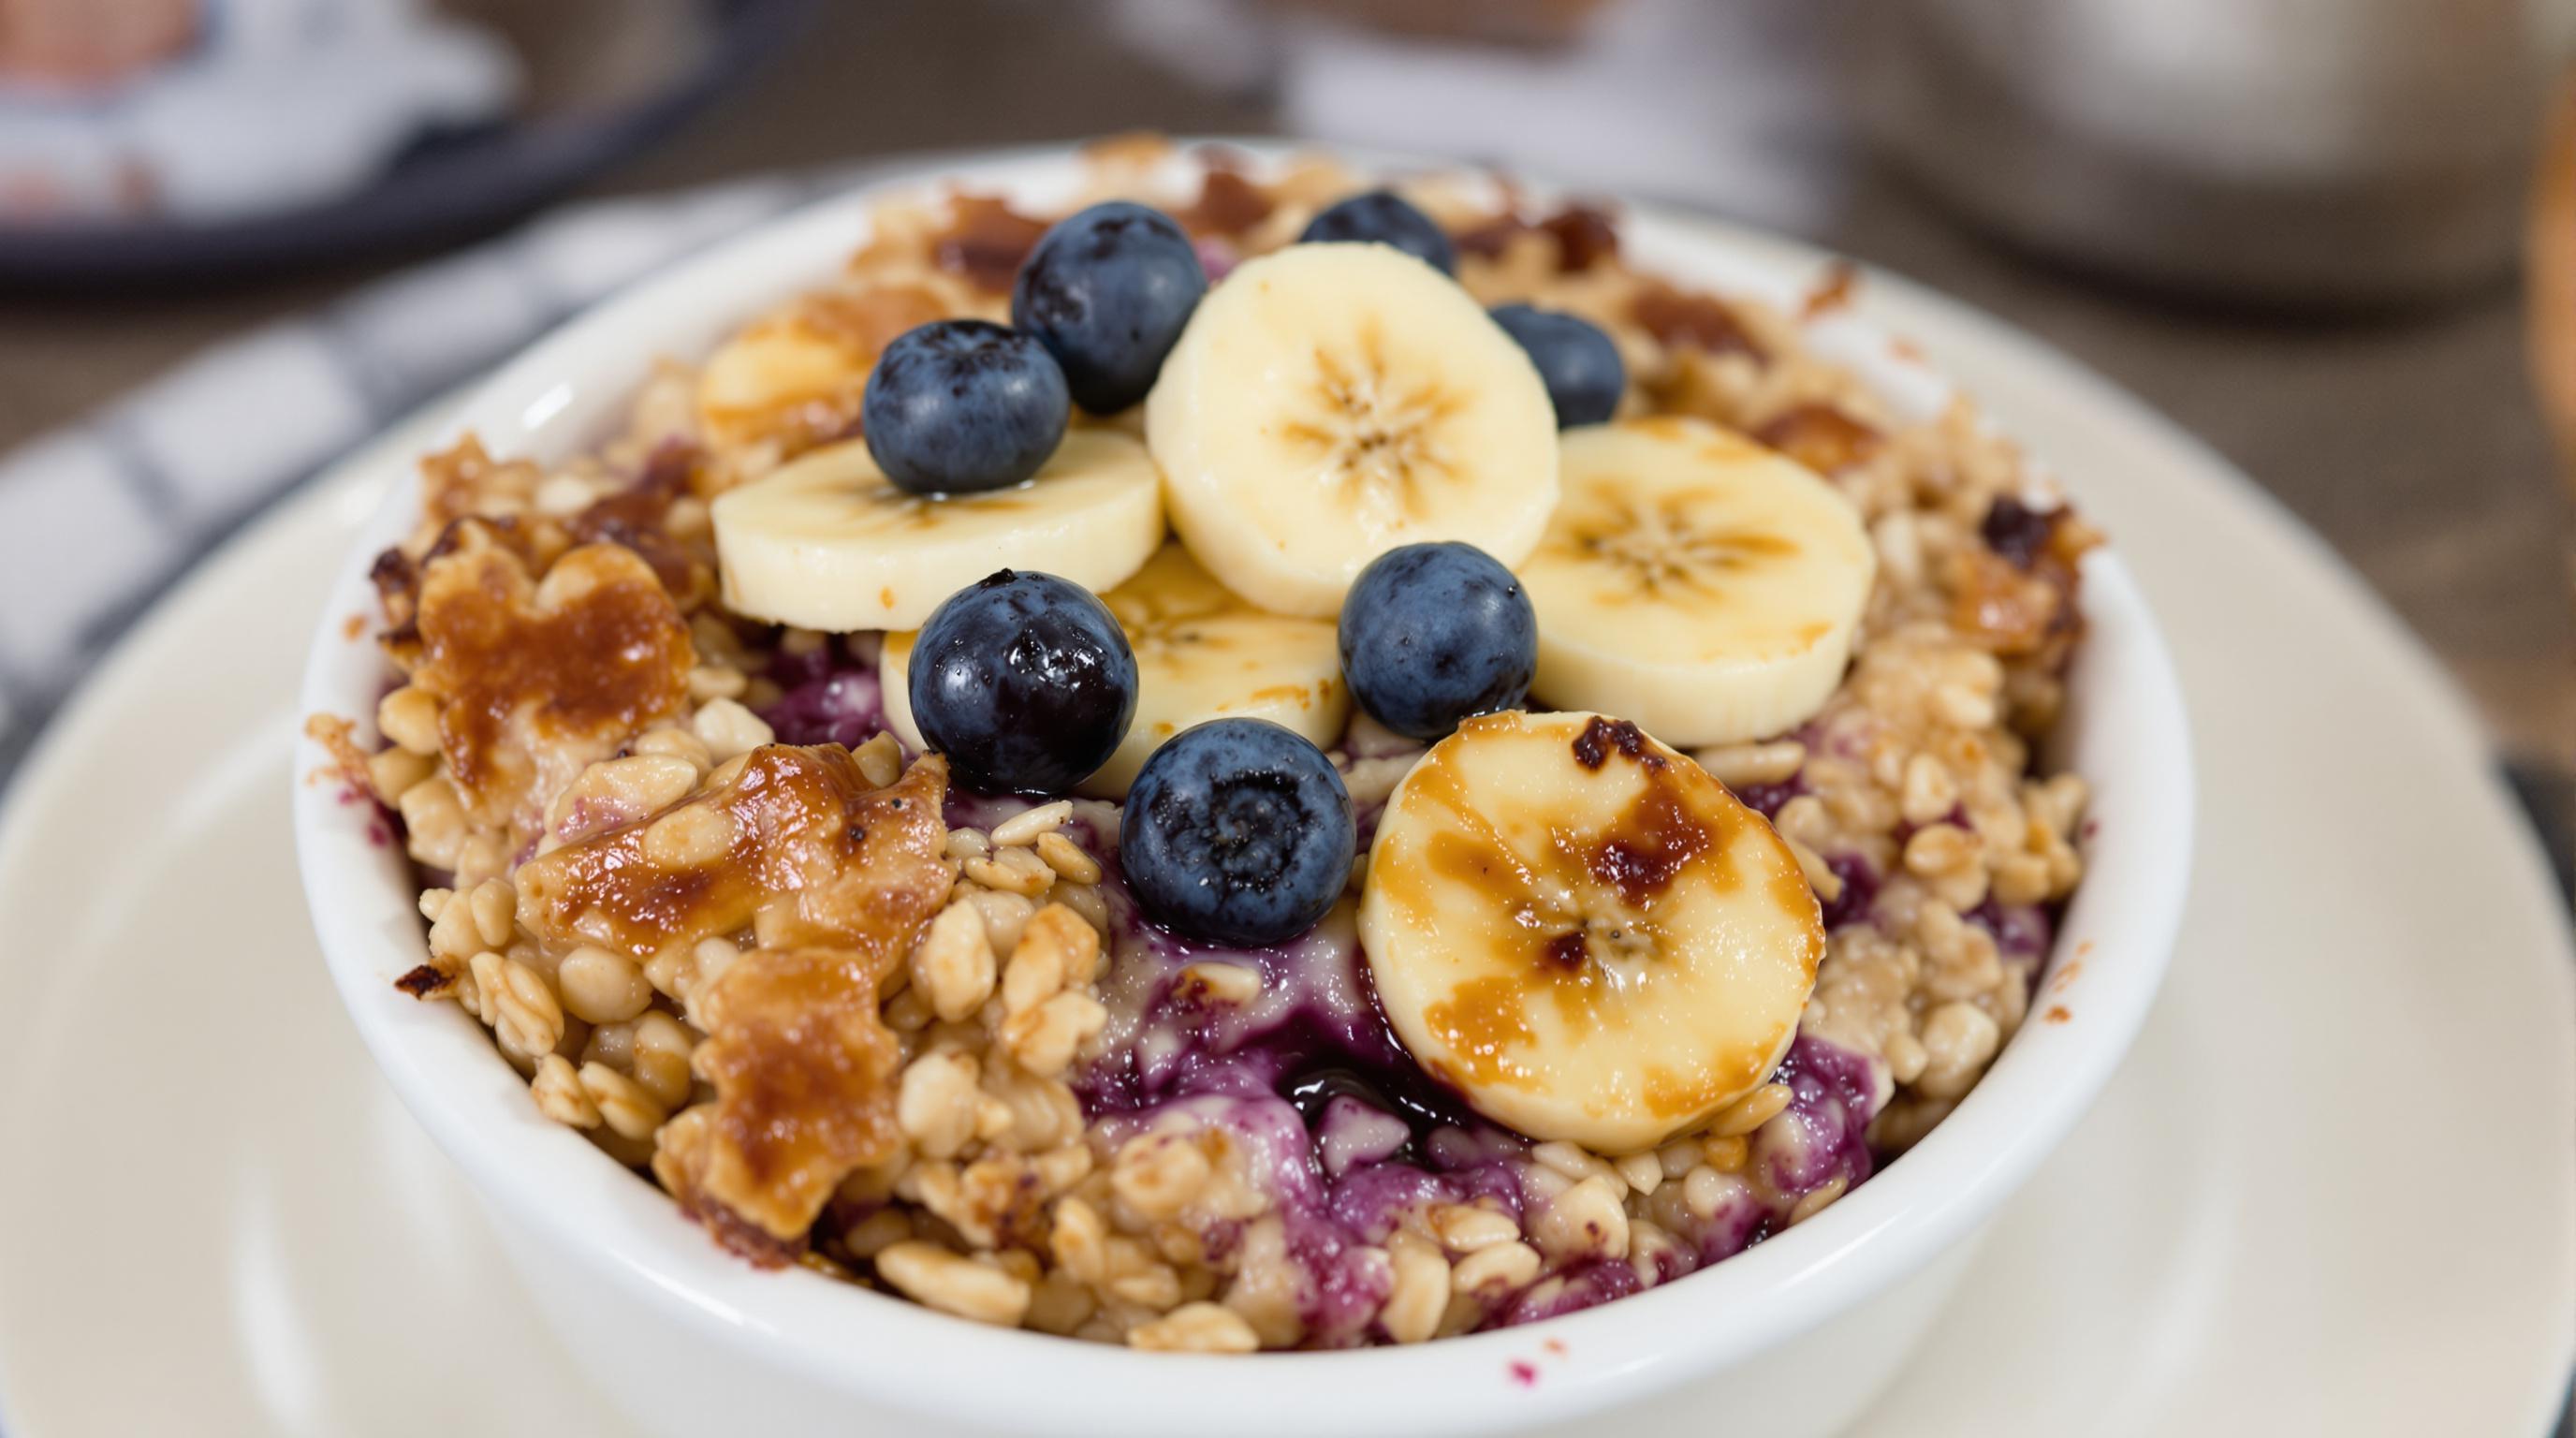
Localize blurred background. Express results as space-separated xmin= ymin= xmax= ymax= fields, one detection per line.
xmin=0 ymin=0 xmax=2568 ymax=889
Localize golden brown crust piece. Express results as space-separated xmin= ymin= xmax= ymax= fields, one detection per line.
xmin=564 ymin=439 xmax=717 ymax=608
xmin=1752 ymin=403 xmax=1884 ymax=477
xmin=1632 ymin=280 xmax=1762 ymax=360
xmin=420 ymin=433 xmax=545 ymax=533
xmin=637 ymin=754 xmax=957 ymax=1255
xmin=660 ymin=945 xmax=908 ymax=1250
xmin=410 ymin=528 xmax=695 ymax=829
xmin=516 ymin=747 xmax=956 ymax=958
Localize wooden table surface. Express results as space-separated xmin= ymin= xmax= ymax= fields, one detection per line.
xmin=1 ymin=0 xmax=2569 ymax=793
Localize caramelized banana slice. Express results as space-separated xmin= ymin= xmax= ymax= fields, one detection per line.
xmin=1358 ymin=710 xmax=1822 ymax=1153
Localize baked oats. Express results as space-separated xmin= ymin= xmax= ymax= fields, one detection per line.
xmin=331 ymin=138 xmax=2096 ymax=1351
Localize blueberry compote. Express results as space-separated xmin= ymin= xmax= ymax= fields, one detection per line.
xmin=758 ymin=636 xmax=886 ymax=748
xmin=1078 ymin=835 xmax=1894 ymax=1336
xmin=1076 ymin=854 xmax=1522 ymax=1343
xmin=748 ymin=637 xmax=1899 ymax=1341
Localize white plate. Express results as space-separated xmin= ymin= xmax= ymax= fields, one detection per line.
xmin=1 ymin=214 xmax=2569 ymax=1436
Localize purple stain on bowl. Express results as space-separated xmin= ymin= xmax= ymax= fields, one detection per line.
xmin=329 ymin=770 xmax=399 ymax=847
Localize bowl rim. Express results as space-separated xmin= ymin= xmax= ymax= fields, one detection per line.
xmin=293 ymin=139 xmax=2193 ymax=1435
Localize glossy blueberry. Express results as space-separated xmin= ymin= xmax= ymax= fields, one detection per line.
xmin=1298 ymin=190 xmax=1456 ymax=274
xmin=1012 ymin=201 xmax=1208 ymax=415
xmin=861 ymin=319 xmax=1069 ymax=495
xmin=1338 ymin=543 xmax=1537 ymax=741
xmin=909 ymin=570 xmax=1136 ymax=795
xmin=1120 ymin=718 xmax=1356 ymax=947
xmin=1488 ymin=303 xmax=1624 ymax=427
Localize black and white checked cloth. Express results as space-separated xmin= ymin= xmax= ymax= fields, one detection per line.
xmin=0 ymin=169 xmax=832 ymax=779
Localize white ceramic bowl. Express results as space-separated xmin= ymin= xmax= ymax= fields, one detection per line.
xmin=294 ymin=143 xmax=2192 ymax=1438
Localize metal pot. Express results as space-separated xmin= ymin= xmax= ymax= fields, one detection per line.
xmin=1858 ymin=0 xmax=2576 ymax=307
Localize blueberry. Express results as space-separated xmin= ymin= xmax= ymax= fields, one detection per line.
xmin=1980 ymin=494 xmax=2062 ymax=569
xmin=909 ymin=570 xmax=1136 ymax=795
xmin=1120 ymin=718 xmax=1356 ymax=947
xmin=861 ymin=319 xmax=1069 ymax=495
xmin=1299 ymin=190 xmax=1456 ymax=274
xmin=1338 ymin=543 xmax=1537 ymax=741
xmin=1012 ymin=201 xmax=1208 ymax=415
xmin=1488 ymin=304 xmax=1624 ymax=427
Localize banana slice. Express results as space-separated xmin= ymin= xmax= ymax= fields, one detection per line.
xmin=1520 ymin=417 xmax=1874 ymax=748
xmin=710 ymin=429 xmax=1164 ymax=632
xmin=1358 ymin=710 xmax=1822 ymax=1153
xmin=880 ymin=542 xmax=1349 ymax=797
xmin=1145 ymin=242 xmax=1560 ymax=618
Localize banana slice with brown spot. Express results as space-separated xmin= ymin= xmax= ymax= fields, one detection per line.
xmin=1358 ymin=709 xmax=1823 ymax=1153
